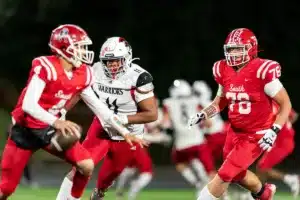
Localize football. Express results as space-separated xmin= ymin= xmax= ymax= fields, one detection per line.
xmin=50 ymin=128 xmax=82 ymax=151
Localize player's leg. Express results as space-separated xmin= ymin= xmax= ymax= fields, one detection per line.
xmin=91 ymin=141 xmax=138 ymax=200
xmin=194 ymin=144 xmax=215 ymax=182
xmin=56 ymin=117 xmax=110 ymax=200
xmin=172 ymin=148 xmax=201 ymax=188
xmin=0 ymin=138 xmax=33 ymax=199
xmin=238 ymin=170 xmax=276 ymax=200
xmin=257 ymin=133 xmax=298 ymax=197
xmin=115 ymin=167 xmax=137 ymax=199
xmin=128 ymin=148 xmax=153 ymax=200
xmin=197 ymin=131 xmax=265 ymax=199
xmin=47 ymin=141 xmax=94 ymax=199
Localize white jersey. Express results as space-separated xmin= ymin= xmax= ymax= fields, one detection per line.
xmin=197 ymin=97 xmax=225 ymax=134
xmin=92 ymin=62 xmax=154 ymax=140
xmin=163 ymin=96 xmax=204 ymax=150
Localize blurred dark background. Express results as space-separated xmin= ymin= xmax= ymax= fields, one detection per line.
xmin=0 ymin=0 xmax=298 ymax=168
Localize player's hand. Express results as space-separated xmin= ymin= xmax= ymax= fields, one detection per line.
xmin=123 ymin=134 xmax=149 ymax=148
xmin=187 ymin=112 xmax=206 ymax=129
xmin=53 ymin=119 xmax=81 ymax=138
xmin=258 ymin=129 xmax=277 ymax=152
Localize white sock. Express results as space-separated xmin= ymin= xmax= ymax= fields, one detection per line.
xmin=283 ymin=174 xmax=296 ymax=185
xmin=56 ymin=177 xmax=73 ymax=200
xmin=180 ymin=167 xmax=198 ymax=186
xmin=197 ymin=185 xmax=219 ymax=200
xmin=128 ymin=172 xmax=152 ymax=200
xmin=191 ymin=159 xmax=209 ymax=183
xmin=116 ymin=168 xmax=137 ymax=192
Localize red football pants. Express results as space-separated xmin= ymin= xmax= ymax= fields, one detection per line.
xmin=72 ymin=117 xmax=141 ymax=197
xmin=257 ymin=124 xmax=295 ymax=170
xmin=127 ymin=147 xmax=153 ymax=174
xmin=0 ymin=138 xmax=89 ymax=196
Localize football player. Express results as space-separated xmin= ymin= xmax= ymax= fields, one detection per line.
xmin=163 ymin=79 xmax=213 ymax=197
xmin=192 ymin=80 xmax=227 ymax=176
xmin=189 ymin=28 xmax=292 ymax=200
xmin=115 ymin=105 xmax=171 ymax=200
xmin=0 ymin=25 xmax=136 ymax=200
xmin=56 ymin=37 xmax=157 ymax=200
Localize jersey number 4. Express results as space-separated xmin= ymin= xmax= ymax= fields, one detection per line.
xmin=106 ymin=97 xmax=119 ymax=114
xmin=226 ymin=92 xmax=251 ymax=114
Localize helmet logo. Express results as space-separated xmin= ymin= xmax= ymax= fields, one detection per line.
xmin=101 ymin=41 xmax=117 ymax=56
xmin=56 ymin=28 xmax=69 ymax=42
xmin=229 ymin=29 xmax=243 ymax=44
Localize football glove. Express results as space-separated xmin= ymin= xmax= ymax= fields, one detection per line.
xmin=187 ymin=112 xmax=206 ymax=129
xmin=258 ymin=125 xmax=281 ymax=152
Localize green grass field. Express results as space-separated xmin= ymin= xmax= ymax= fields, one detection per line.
xmin=10 ymin=187 xmax=296 ymax=200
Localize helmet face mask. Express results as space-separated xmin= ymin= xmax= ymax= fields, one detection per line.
xmin=224 ymin=44 xmax=251 ymax=66
xmin=102 ymin=58 xmax=126 ymax=79
xmin=49 ymin=24 xmax=95 ymax=68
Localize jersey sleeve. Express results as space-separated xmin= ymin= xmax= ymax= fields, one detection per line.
xmin=257 ymin=60 xmax=283 ymax=97
xmin=31 ymin=57 xmax=58 ymax=82
xmin=212 ymin=61 xmax=223 ymax=85
xmin=256 ymin=60 xmax=281 ymax=84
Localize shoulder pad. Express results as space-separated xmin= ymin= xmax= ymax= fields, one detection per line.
xmin=136 ymin=71 xmax=153 ymax=87
xmin=136 ymin=72 xmax=154 ymax=93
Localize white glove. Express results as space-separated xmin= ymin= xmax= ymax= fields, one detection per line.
xmin=187 ymin=112 xmax=206 ymax=129
xmin=258 ymin=125 xmax=280 ymax=152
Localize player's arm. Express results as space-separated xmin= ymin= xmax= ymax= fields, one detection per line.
xmin=258 ymin=62 xmax=291 ymax=151
xmin=80 ymin=86 xmax=148 ymax=147
xmin=80 ymin=86 xmax=130 ymax=136
xmin=188 ymin=85 xmax=227 ymax=127
xmin=22 ymin=60 xmax=80 ymax=137
xmin=197 ymin=105 xmax=212 ymax=128
xmin=58 ymin=93 xmax=81 ymax=120
xmin=161 ymin=103 xmax=172 ymax=129
xmin=22 ymin=74 xmax=58 ymax=125
xmin=265 ymin=80 xmax=291 ymax=127
xmin=126 ymin=72 xmax=158 ymax=124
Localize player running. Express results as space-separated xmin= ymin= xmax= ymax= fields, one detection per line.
xmin=0 ymin=24 xmax=135 ymax=200
xmin=189 ymin=28 xmax=292 ymax=200
xmin=56 ymin=37 xmax=157 ymax=200
xmin=163 ymin=79 xmax=214 ymax=197
xmin=115 ymin=105 xmax=171 ymax=200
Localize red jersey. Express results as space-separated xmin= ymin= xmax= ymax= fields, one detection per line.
xmin=12 ymin=55 xmax=93 ymax=128
xmin=213 ymin=58 xmax=281 ymax=133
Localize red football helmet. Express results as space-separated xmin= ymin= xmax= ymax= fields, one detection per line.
xmin=49 ymin=24 xmax=94 ymax=67
xmin=224 ymin=28 xmax=258 ymax=66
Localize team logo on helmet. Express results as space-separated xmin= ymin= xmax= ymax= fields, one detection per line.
xmin=56 ymin=28 xmax=69 ymax=41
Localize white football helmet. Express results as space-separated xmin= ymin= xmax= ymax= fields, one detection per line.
xmin=99 ymin=37 xmax=138 ymax=79
xmin=192 ymin=80 xmax=212 ymax=101
xmin=169 ymin=79 xmax=192 ymax=98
